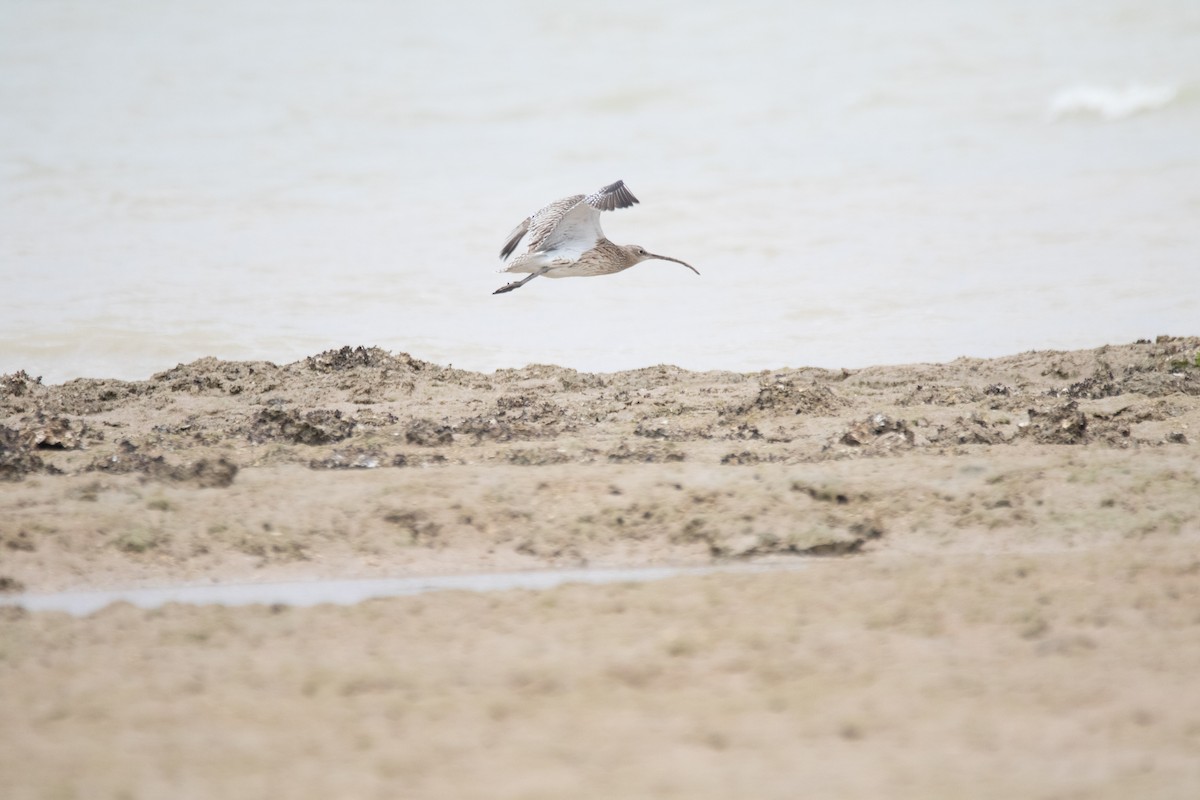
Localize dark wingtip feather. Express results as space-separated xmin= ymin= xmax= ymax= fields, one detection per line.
xmin=590 ymin=180 xmax=639 ymax=212
xmin=499 ymin=218 xmax=530 ymax=260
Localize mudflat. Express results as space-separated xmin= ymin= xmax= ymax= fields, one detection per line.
xmin=2 ymin=337 xmax=1199 ymax=798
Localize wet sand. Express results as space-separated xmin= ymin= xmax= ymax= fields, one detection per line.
xmin=2 ymin=337 xmax=1199 ymax=798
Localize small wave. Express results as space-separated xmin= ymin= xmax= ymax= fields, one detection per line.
xmin=1048 ymin=83 xmax=1178 ymax=121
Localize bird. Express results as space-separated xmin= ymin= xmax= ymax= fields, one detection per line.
xmin=492 ymin=180 xmax=699 ymax=294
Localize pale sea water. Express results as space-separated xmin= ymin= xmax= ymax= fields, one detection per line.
xmin=3 ymin=1 xmax=1198 ymax=384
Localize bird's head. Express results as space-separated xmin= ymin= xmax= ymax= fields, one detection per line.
xmin=625 ymin=245 xmax=700 ymax=275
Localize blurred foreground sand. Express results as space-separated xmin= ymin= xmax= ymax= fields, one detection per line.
xmin=2 ymin=338 xmax=1199 ymax=798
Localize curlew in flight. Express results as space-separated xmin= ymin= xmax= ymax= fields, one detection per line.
xmin=492 ymin=180 xmax=698 ymax=294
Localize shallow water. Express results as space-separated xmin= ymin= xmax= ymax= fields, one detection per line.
xmin=0 ymin=564 xmax=799 ymax=617
xmin=2 ymin=1 xmax=1198 ymax=383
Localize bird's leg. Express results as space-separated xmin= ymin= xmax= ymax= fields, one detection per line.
xmin=492 ymin=269 xmax=546 ymax=295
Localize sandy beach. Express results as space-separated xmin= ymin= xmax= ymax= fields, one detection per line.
xmin=3 ymin=336 xmax=1199 ymax=798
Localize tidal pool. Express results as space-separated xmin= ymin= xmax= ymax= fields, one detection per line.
xmin=0 ymin=563 xmax=803 ymax=616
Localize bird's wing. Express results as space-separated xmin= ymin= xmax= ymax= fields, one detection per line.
xmin=585 ymin=180 xmax=639 ymax=212
xmin=500 ymin=182 xmax=639 ymax=260
xmin=533 ymin=181 xmax=641 ymax=255
xmin=537 ymin=199 xmax=606 ymax=256
xmin=501 ymin=194 xmax=583 ymax=259
xmin=520 ymin=194 xmax=587 ymax=254
xmin=499 ymin=218 xmax=529 ymax=260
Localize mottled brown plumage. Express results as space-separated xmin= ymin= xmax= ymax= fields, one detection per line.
xmin=493 ymin=180 xmax=698 ymax=295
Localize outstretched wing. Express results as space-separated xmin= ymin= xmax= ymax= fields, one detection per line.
xmin=499 ymin=181 xmax=640 ymax=260
xmin=499 ymin=194 xmax=581 ymax=259
xmin=499 ymin=218 xmax=530 ymax=260
xmin=538 ymin=180 xmax=640 ymax=255
xmin=585 ymin=180 xmax=639 ymax=212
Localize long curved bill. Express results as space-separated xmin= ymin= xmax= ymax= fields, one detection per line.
xmin=648 ymin=254 xmax=700 ymax=275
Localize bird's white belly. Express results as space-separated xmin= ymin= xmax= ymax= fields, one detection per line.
xmin=502 ymin=246 xmax=583 ymax=274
